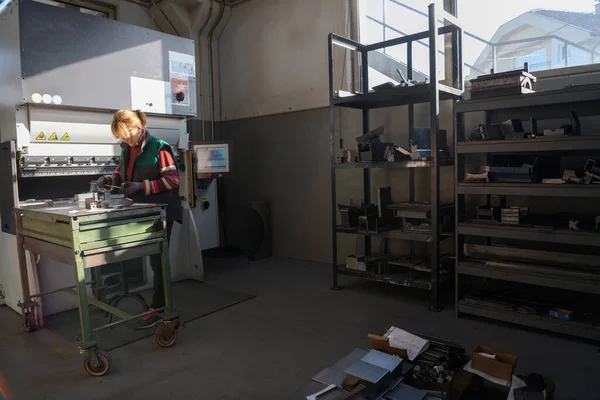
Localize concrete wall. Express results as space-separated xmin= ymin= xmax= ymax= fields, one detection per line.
xmin=106 ymin=0 xmax=156 ymax=29
xmin=219 ymin=0 xmax=348 ymax=120
xmin=218 ymin=0 xmax=456 ymax=263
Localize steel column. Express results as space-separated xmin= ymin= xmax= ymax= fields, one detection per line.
xmin=428 ymin=3 xmax=441 ymax=311
xmin=328 ymin=34 xmax=340 ymax=289
xmin=361 ymin=49 xmax=371 ymax=257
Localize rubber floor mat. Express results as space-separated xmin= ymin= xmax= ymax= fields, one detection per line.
xmin=44 ymin=280 xmax=255 ymax=351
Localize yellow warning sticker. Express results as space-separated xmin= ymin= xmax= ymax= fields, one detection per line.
xmin=48 ymin=132 xmax=58 ymax=141
xmin=36 ymin=132 xmax=46 ymax=140
xmin=60 ymin=133 xmax=70 ymax=141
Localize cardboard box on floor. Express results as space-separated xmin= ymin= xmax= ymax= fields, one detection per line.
xmin=471 ymin=345 xmax=517 ymax=382
xmin=367 ymin=334 xmax=408 ymax=359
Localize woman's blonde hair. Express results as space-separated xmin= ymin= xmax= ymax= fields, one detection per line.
xmin=111 ymin=109 xmax=147 ymax=140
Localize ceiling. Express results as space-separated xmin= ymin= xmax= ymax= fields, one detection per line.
xmin=146 ymin=0 xmax=251 ymax=6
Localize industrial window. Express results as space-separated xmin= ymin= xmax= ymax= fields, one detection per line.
xmin=32 ymin=0 xmax=115 ymax=19
xmin=360 ymin=0 xmax=600 ymax=81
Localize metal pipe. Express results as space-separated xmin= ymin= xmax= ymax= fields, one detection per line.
xmin=208 ymin=1 xmax=226 ymax=141
xmin=30 ymin=283 xmax=90 ymax=298
xmin=198 ymin=0 xmax=215 ymax=141
xmin=92 ymin=306 xmax=167 ymax=332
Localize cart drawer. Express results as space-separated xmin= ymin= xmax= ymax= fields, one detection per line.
xmin=78 ymin=220 xmax=161 ymax=243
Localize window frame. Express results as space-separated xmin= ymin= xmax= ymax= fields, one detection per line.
xmin=359 ymin=0 xmax=600 ymax=81
xmin=34 ymin=0 xmax=116 ymax=19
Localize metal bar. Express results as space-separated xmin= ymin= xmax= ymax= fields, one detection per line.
xmin=455 ymin=111 xmax=465 ymax=317
xmin=364 ymin=18 xmax=454 ymax=55
xmin=464 ymin=244 xmax=600 ymax=267
xmin=331 ymin=33 xmax=365 ymax=52
xmin=30 ymin=283 xmax=85 ymax=298
xmin=71 ymin=216 xmax=95 ymax=347
xmin=381 ymin=0 xmax=386 ymax=45
xmin=87 ymin=295 xmax=132 ymax=320
xmin=407 ymin=38 xmax=416 ymax=259
xmin=457 ymin=183 xmax=600 ymax=198
xmin=407 ymin=41 xmax=413 ymax=80
xmin=92 ymin=306 xmax=166 ymax=333
xmin=456 ymin=84 xmax=600 ymax=113
xmin=361 ymin=49 xmax=371 ymax=257
xmin=458 ymin=221 xmax=600 ymax=247
xmin=438 ymin=9 xmax=461 ymax=30
xmin=458 ymin=301 xmax=600 ymax=341
xmin=428 ymin=3 xmax=441 ymax=311
xmin=16 ymin=217 xmax=33 ymax=307
xmin=366 ymin=30 xmax=429 ymax=52
xmin=328 ymin=34 xmax=339 ymax=289
xmin=456 ymin=135 xmax=600 ymax=154
xmin=74 ymin=255 xmax=94 ymax=345
xmin=458 ymin=260 xmax=600 ymax=294
xmin=336 ymin=227 xmax=435 ymax=243
xmin=161 ymin=236 xmax=177 ymax=320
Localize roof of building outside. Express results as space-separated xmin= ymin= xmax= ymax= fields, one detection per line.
xmin=532 ymin=9 xmax=600 ymax=34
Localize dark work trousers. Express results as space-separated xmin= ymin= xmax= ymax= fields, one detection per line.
xmin=150 ymin=221 xmax=174 ymax=309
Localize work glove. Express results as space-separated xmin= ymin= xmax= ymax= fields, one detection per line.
xmin=122 ymin=181 xmax=143 ymax=197
xmin=96 ymin=175 xmax=112 ymax=191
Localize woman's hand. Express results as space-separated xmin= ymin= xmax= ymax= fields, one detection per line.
xmin=121 ymin=181 xmax=143 ymax=197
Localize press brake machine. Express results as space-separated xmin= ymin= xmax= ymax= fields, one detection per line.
xmin=0 ymin=0 xmax=210 ymax=316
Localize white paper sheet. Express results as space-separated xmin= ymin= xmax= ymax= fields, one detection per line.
xmin=306 ymin=384 xmax=336 ymax=400
xmin=463 ymin=361 xmax=511 ymax=387
xmin=384 ymin=326 xmax=429 ymax=361
xmin=130 ymin=76 xmax=172 ymax=114
xmin=506 ymin=376 xmax=527 ymax=400
xmin=169 ymin=51 xmax=195 ymax=77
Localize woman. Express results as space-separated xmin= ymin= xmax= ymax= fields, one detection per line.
xmin=96 ymin=109 xmax=182 ymax=329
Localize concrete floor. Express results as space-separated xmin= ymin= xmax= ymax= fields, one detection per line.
xmin=0 ymin=257 xmax=599 ymax=400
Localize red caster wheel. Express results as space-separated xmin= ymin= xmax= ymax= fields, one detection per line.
xmin=84 ymin=351 xmax=111 ymax=377
xmin=23 ymin=312 xmax=37 ymax=333
xmin=155 ymin=324 xmax=179 ymax=348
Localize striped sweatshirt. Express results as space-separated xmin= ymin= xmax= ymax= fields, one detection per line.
xmin=110 ymin=148 xmax=179 ymax=195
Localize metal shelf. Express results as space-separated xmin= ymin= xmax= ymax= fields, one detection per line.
xmin=337 ymin=225 xmax=454 ymax=243
xmin=455 ymin=83 xmax=600 ymax=113
xmin=329 ymin=3 xmax=461 ymax=310
xmin=457 ymin=259 xmax=600 ymax=295
xmin=335 ymin=159 xmax=454 ymax=169
xmin=458 ymin=300 xmax=600 ymax=341
xmin=456 ymin=135 xmax=600 ymax=154
xmin=457 ymin=220 xmax=600 ymax=247
xmin=333 ymin=83 xmax=462 ymax=110
xmin=337 ymin=266 xmax=451 ymax=291
xmin=337 ymin=226 xmax=434 ymax=242
xmin=457 ymin=182 xmax=600 ymax=198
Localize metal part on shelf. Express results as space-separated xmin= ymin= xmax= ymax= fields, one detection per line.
xmin=470 ymin=65 xmax=536 ymax=99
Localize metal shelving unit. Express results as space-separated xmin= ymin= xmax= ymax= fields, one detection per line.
xmin=454 ymin=84 xmax=600 ymax=340
xmin=328 ymin=4 xmax=463 ymax=310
